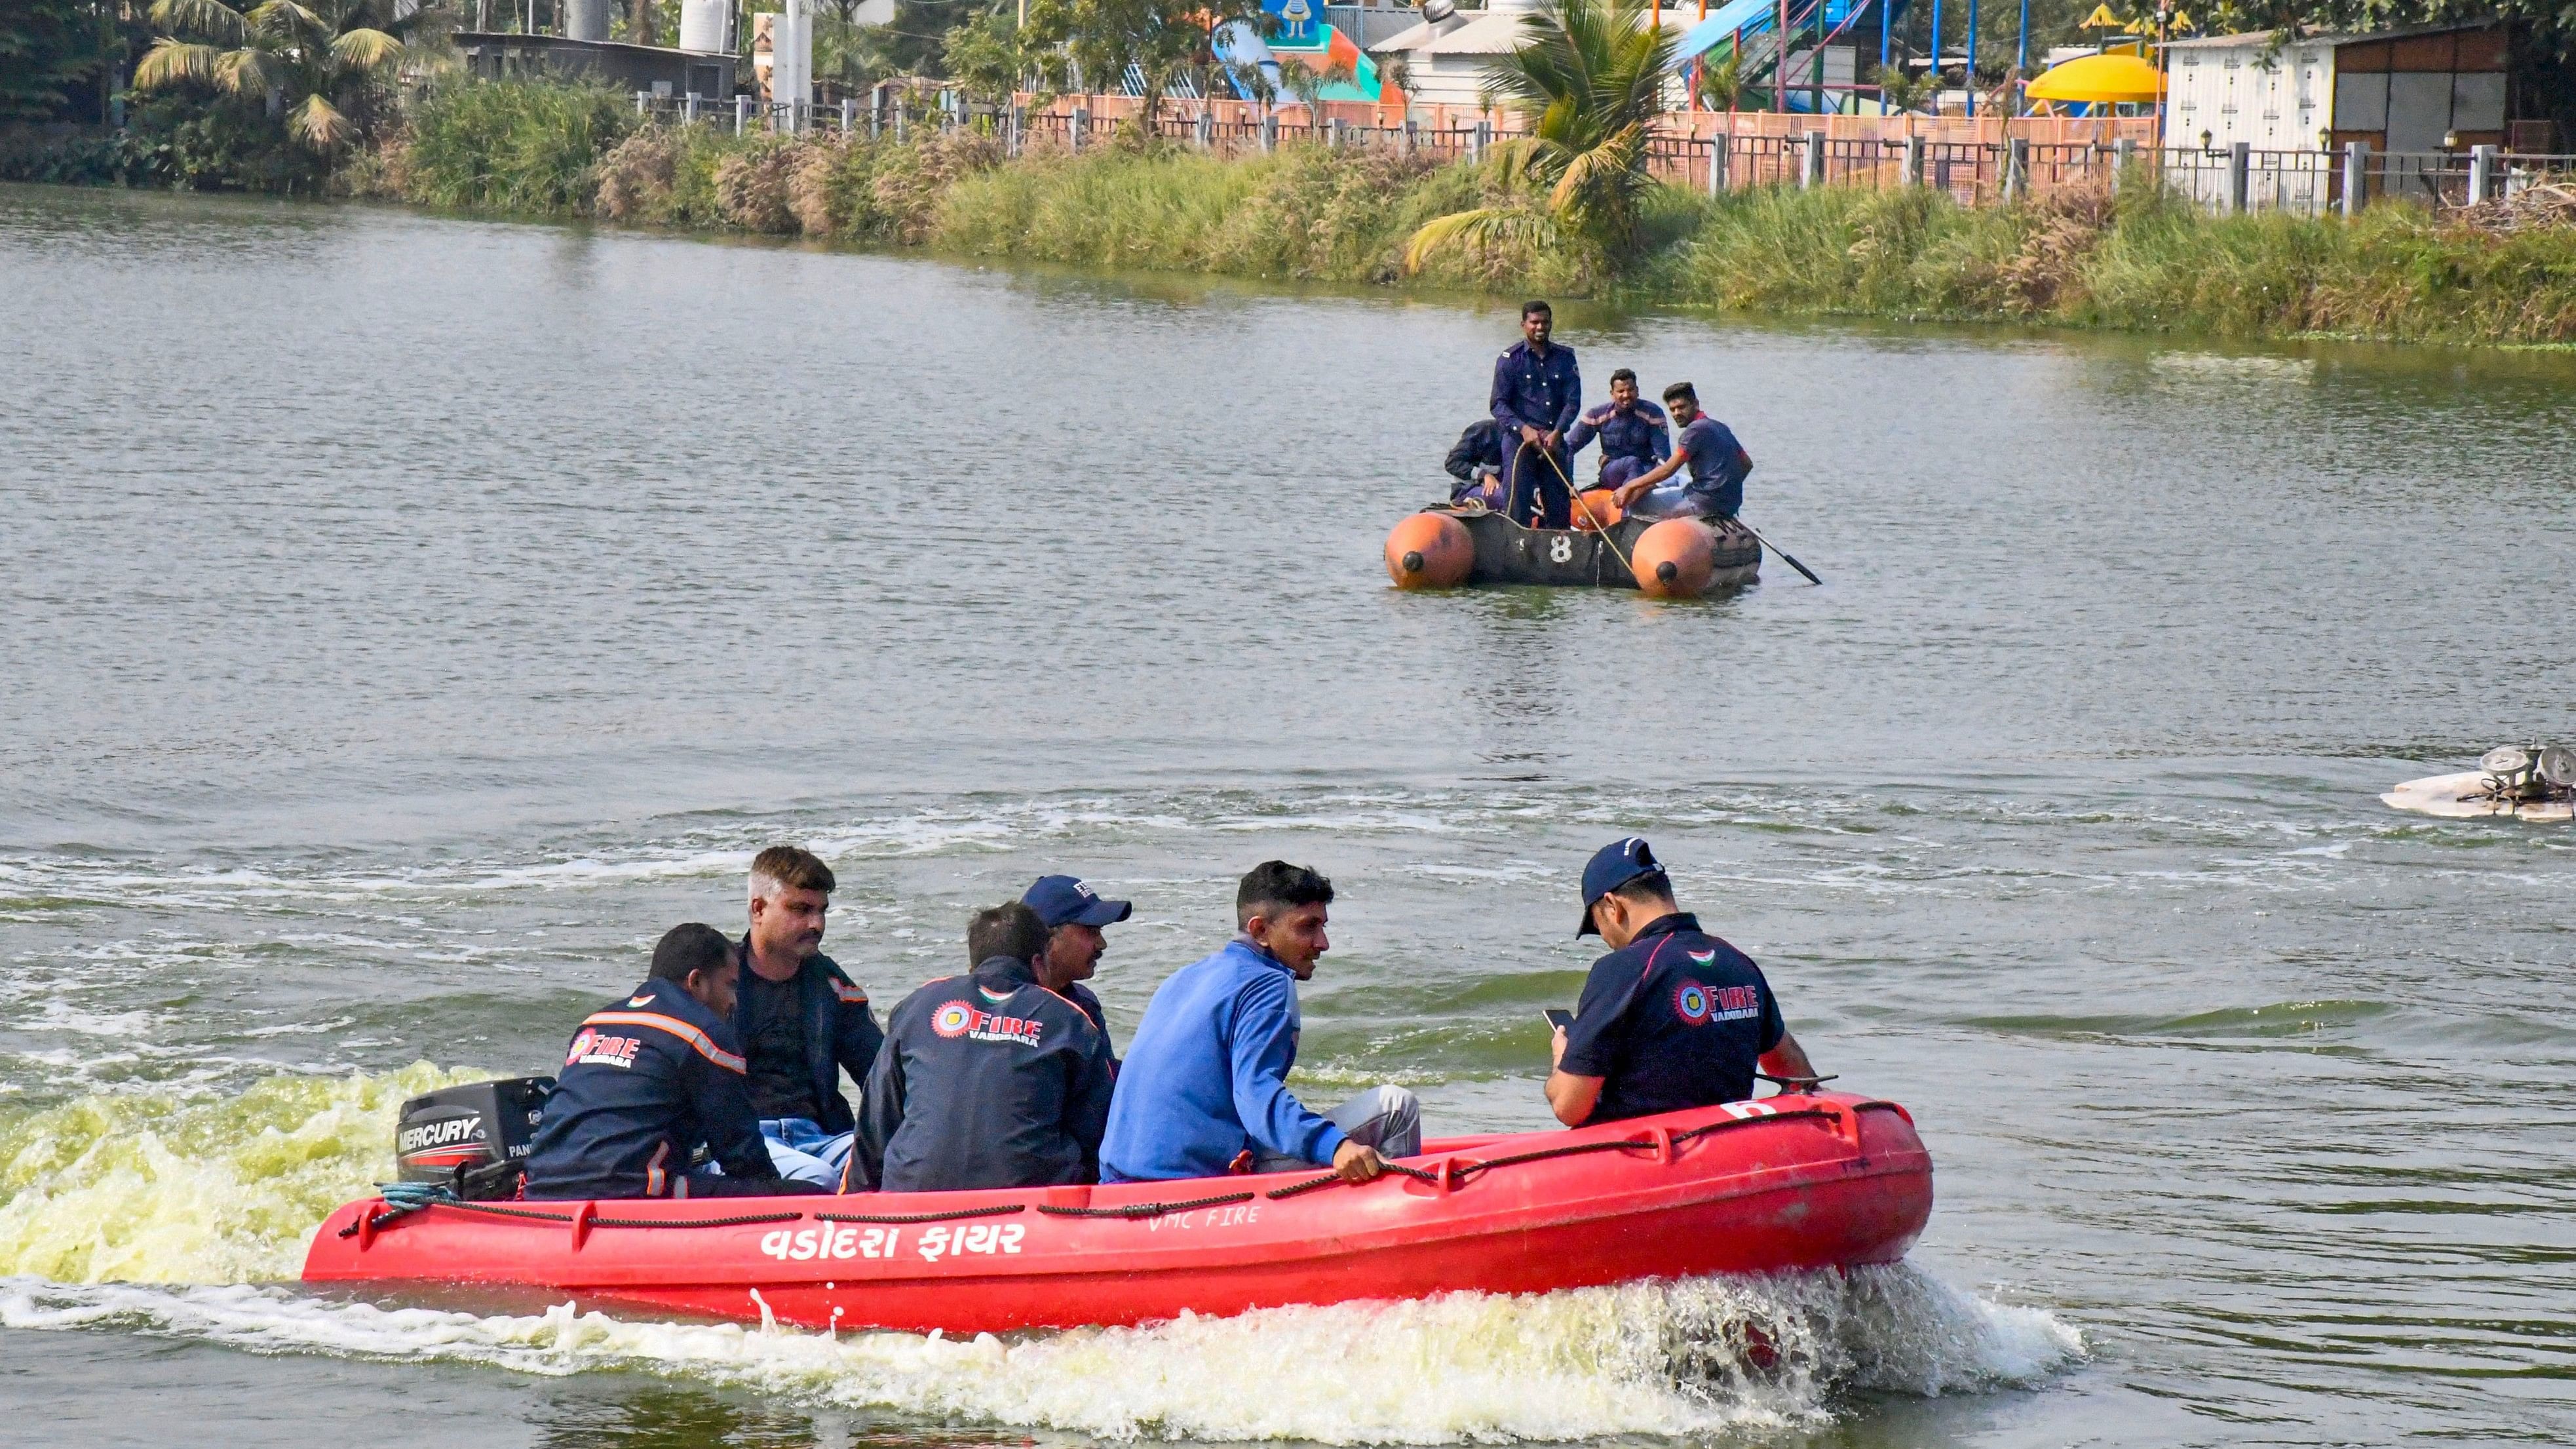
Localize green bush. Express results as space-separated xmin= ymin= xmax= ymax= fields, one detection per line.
xmin=397 ymin=79 xmax=634 ymax=214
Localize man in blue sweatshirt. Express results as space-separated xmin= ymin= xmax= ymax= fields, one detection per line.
xmin=1098 ymin=861 xmax=1420 ymax=1184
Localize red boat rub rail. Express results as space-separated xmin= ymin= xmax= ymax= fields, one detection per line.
xmin=305 ymin=1093 xmax=1934 ymax=1334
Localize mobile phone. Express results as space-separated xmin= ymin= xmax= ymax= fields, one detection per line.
xmin=1542 ymin=1009 xmax=1574 ymax=1032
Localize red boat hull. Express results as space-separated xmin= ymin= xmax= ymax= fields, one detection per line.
xmin=301 ymin=1094 xmax=1933 ymax=1332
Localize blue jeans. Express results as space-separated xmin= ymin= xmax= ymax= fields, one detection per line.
xmin=760 ymin=1116 xmax=853 ymax=1189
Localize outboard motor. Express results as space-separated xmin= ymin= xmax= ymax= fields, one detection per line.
xmin=394 ymin=1077 xmax=552 ymax=1199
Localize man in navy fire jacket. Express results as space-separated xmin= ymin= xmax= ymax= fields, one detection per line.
xmin=1489 ymin=299 xmax=1582 ymax=530
xmin=854 ymin=902 xmax=1116 ymax=1192
xmin=733 ymin=845 xmax=883 ymax=1189
xmin=1544 ymin=839 xmax=1819 ymax=1127
xmin=524 ymin=923 xmax=825 ymax=1200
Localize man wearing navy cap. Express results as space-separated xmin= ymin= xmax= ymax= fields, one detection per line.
xmin=1545 ymin=838 xmax=1817 ymax=1127
xmin=1022 ymin=874 xmax=1130 ymax=1064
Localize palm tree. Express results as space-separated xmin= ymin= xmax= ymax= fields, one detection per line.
xmin=132 ymin=0 xmax=407 ymax=154
xmin=1404 ymin=0 xmax=1676 ymax=273
xmin=1276 ymin=56 xmax=1353 ymax=140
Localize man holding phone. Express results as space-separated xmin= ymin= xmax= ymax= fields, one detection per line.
xmin=1543 ymin=838 xmax=1817 ymax=1127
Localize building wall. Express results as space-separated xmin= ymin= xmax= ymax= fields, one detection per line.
xmin=2167 ymin=37 xmax=2335 ymax=151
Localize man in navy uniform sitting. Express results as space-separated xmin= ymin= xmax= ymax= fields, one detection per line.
xmin=855 ymin=902 xmax=1116 ymax=1192
xmin=1545 ymin=839 xmax=1818 ymax=1127
xmin=524 ymin=923 xmax=824 ymax=1199
xmin=1564 ymin=368 xmax=1670 ymax=496
xmin=1022 ymin=873 xmax=1132 ymax=1067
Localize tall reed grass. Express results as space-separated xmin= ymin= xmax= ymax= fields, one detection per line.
xmin=370 ymin=82 xmax=2576 ymax=345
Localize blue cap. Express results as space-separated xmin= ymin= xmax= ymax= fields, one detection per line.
xmin=1023 ymin=875 xmax=1133 ymax=930
xmin=1578 ymin=837 xmax=1664 ymax=937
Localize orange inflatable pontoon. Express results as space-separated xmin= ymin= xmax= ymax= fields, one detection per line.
xmin=303 ymin=1093 xmax=1932 ymax=1334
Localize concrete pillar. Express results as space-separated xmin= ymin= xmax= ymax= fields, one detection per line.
xmin=840 ymin=97 xmax=855 ymax=134
xmin=684 ymin=90 xmax=700 ymax=124
xmin=2341 ymin=140 xmax=2368 ymax=218
xmin=2227 ymin=140 xmax=2250 ymax=213
xmin=1902 ymin=134 xmax=1924 ymax=187
xmin=1402 ymin=119 xmax=1417 ymax=155
xmin=1471 ymin=119 xmax=1490 ymax=163
xmin=1801 ymin=128 xmax=1825 ymax=188
xmin=2005 ymin=135 xmax=2028 ymax=202
xmin=2113 ymin=136 xmax=2135 ymax=191
xmin=735 ymin=92 xmax=750 ymax=136
xmin=869 ymin=83 xmax=885 ymax=139
xmin=636 ymin=90 xmax=649 ymax=116
xmin=1706 ymin=134 xmax=1727 ymax=196
xmin=1070 ymin=106 xmax=1086 ymax=153
xmin=1261 ymin=112 xmax=1278 ymax=154
xmin=2470 ymin=143 xmax=2497 ymax=203
xmin=1197 ymin=109 xmax=1214 ymax=150
xmin=1328 ymin=117 xmax=1346 ymax=149
xmin=1007 ymin=104 xmax=1023 ymax=157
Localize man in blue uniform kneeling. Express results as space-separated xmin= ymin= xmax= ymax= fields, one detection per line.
xmin=1545 ymin=839 xmax=1818 ymax=1127
xmin=1565 ymin=368 xmax=1670 ymax=495
xmin=1610 ymin=383 xmax=1752 ymax=523
xmin=1100 ymin=861 xmax=1419 ymax=1184
xmin=856 ymin=902 xmax=1115 ymax=1191
xmin=524 ymin=923 xmax=825 ymax=1200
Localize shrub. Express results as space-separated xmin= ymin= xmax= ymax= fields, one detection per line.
xmin=399 ymin=79 xmax=632 ymax=214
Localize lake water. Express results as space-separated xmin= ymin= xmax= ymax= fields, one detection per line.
xmin=2 ymin=180 xmax=2573 ymax=1448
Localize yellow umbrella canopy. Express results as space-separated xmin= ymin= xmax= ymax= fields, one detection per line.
xmin=2025 ymin=51 xmax=2166 ymax=104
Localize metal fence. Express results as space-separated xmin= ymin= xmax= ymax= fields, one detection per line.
xmin=626 ymin=92 xmax=2573 ymax=220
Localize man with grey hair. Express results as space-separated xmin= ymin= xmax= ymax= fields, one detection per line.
xmin=731 ymin=845 xmax=882 ymax=1189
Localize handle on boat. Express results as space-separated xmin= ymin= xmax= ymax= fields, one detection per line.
xmin=1755 ymin=1072 xmax=1838 ymax=1094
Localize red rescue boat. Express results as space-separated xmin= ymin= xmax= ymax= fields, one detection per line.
xmin=302 ymin=1092 xmax=1932 ymax=1333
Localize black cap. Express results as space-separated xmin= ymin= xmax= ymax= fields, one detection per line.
xmin=1578 ymin=837 xmax=1664 ymax=937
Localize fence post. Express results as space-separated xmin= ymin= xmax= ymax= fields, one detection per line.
xmin=2469 ymin=143 xmax=2497 ymax=203
xmin=1902 ymin=134 xmax=1925 ymax=187
xmin=1329 ymin=117 xmax=1345 ymax=149
xmin=2341 ymin=140 xmax=2368 ymax=218
xmin=684 ymin=90 xmax=700 ymax=125
xmin=636 ymin=90 xmax=648 ymax=116
xmin=1197 ymin=109 xmax=1214 ymax=150
xmin=1472 ymin=119 xmax=1490 ymax=164
xmin=1801 ymin=129 xmax=1825 ymax=189
xmin=1261 ymin=112 xmax=1278 ymax=154
xmin=1070 ymin=106 xmax=1086 ymax=154
xmin=1007 ymin=104 xmax=1023 ymax=157
xmin=1402 ymin=119 xmax=1417 ymax=155
xmin=735 ymin=93 xmax=750 ymax=136
xmin=2113 ymin=136 xmax=2135 ymax=192
xmin=1706 ymin=135 xmax=1727 ymax=196
xmin=2227 ymin=140 xmax=2250 ymax=213
xmin=2005 ymin=136 xmax=2028 ymax=202
xmin=839 ymin=98 xmax=855 ymax=135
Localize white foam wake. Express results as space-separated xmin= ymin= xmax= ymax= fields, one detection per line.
xmin=0 ymin=1267 xmax=2081 ymax=1443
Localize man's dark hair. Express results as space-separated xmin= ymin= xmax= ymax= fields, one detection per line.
xmin=651 ymin=922 xmax=735 ymax=983
xmin=1662 ymin=381 xmax=1699 ymax=406
xmin=968 ymin=901 xmax=1050 ymax=965
xmin=751 ymin=844 xmax=836 ymax=897
xmin=1610 ymin=368 xmax=1637 ymax=387
xmin=1237 ymin=860 xmax=1335 ymax=927
xmin=1611 ymin=872 xmax=1675 ymax=910
xmin=1521 ymin=299 xmax=1552 ymax=319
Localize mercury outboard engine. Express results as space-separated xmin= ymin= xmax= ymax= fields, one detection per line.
xmin=394 ymin=1077 xmax=552 ymax=1199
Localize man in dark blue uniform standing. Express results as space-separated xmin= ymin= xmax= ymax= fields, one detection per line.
xmin=855 ymin=902 xmax=1115 ymax=1192
xmin=1545 ymin=839 xmax=1818 ymax=1127
xmin=524 ymin=923 xmax=824 ymax=1200
xmin=1489 ymin=299 xmax=1582 ymax=530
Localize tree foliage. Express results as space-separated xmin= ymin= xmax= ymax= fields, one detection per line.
xmin=1406 ymin=0 xmax=1676 ymax=275
xmin=131 ymin=0 xmax=412 ymax=155
xmin=0 ymin=0 xmax=117 ymax=122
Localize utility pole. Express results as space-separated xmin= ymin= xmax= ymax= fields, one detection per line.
xmin=1965 ymin=0 xmax=1977 ymax=115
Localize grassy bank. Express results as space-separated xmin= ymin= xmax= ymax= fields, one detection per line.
xmin=64 ymin=79 xmax=2576 ymax=346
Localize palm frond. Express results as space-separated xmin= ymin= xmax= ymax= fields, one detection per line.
xmin=148 ymin=0 xmax=249 ymax=41
xmin=1402 ymin=204 xmax=1565 ymax=273
xmin=132 ymin=37 xmax=227 ymax=88
xmin=288 ymin=90 xmax=354 ymax=148
xmin=330 ymin=26 xmax=404 ymax=68
xmin=212 ymin=43 xmax=279 ymax=95
xmin=248 ymin=0 xmax=328 ymax=48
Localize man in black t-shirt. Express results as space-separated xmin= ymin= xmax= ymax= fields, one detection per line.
xmin=1545 ymin=838 xmax=1818 ymax=1127
xmin=731 ymin=845 xmax=883 ymax=1188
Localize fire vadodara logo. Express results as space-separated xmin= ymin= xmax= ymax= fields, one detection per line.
xmin=1673 ymin=982 xmax=1714 ymax=1025
xmin=931 ymin=1001 xmax=977 ymax=1037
